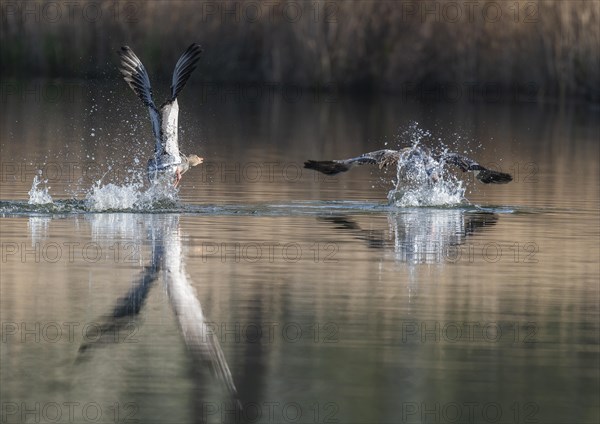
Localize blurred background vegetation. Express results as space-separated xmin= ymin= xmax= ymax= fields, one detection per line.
xmin=1 ymin=0 xmax=599 ymax=101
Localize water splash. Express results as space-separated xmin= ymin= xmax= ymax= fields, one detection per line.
xmin=387 ymin=133 xmax=466 ymax=207
xmin=25 ymin=165 xmax=181 ymax=212
xmin=28 ymin=174 xmax=53 ymax=205
xmin=84 ymin=179 xmax=179 ymax=211
xmin=84 ymin=181 xmax=143 ymax=210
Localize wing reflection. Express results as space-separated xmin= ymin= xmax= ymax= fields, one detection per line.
xmin=162 ymin=216 xmax=240 ymax=401
xmin=319 ymin=209 xmax=499 ymax=264
xmin=75 ymin=214 xmax=239 ymax=406
xmin=77 ymin=260 xmax=160 ymax=355
xmin=321 ymin=216 xmax=387 ymax=249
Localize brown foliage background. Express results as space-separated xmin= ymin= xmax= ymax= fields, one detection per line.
xmin=1 ymin=0 xmax=598 ymax=100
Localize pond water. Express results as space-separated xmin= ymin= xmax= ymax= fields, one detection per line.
xmin=1 ymin=81 xmax=598 ymax=424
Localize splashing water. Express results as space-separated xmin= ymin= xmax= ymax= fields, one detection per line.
xmin=28 ymin=174 xmax=53 ymax=205
xmin=387 ymin=144 xmax=466 ymax=207
xmin=23 ymin=120 xmax=473 ymax=211
xmin=84 ymin=182 xmax=143 ymax=210
xmin=84 ymin=179 xmax=179 ymax=211
xmin=25 ymin=167 xmax=180 ymax=212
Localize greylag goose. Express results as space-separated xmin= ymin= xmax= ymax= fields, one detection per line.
xmin=305 ymin=147 xmax=512 ymax=184
xmin=119 ymin=43 xmax=203 ymax=187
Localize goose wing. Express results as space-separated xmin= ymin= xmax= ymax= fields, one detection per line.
xmin=304 ymin=149 xmax=404 ymax=175
xmin=158 ymin=43 xmax=203 ymax=159
xmin=118 ymin=46 xmax=162 ymax=155
xmin=170 ymin=43 xmax=203 ymax=102
xmin=443 ymin=153 xmax=513 ymax=184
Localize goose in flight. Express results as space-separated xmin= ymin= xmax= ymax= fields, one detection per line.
xmin=119 ymin=43 xmax=204 ymax=187
xmin=305 ymin=147 xmax=513 ymax=184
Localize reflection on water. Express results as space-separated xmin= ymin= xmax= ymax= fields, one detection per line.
xmin=77 ymin=215 xmax=240 ymax=406
xmin=2 ymin=205 xmax=598 ymax=423
xmin=1 ymin=83 xmax=598 ymax=424
xmin=319 ymin=209 xmax=498 ymax=264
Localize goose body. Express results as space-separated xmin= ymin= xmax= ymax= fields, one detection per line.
xmin=119 ymin=43 xmax=204 ymax=186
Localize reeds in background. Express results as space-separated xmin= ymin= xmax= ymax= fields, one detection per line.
xmin=1 ymin=0 xmax=598 ymax=101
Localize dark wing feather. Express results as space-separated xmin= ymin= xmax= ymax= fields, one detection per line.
xmin=170 ymin=43 xmax=203 ymax=101
xmin=443 ymin=153 xmax=513 ymax=184
xmin=119 ymin=46 xmax=155 ymax=107
xmin=304 ymin=150 xmax=402 ymax=176
xmin=442 ymin=153 xmax=485 ymax=172
xmin=119 ymin=46 xmax=162 ymax=153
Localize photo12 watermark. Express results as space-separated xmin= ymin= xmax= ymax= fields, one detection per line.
xmin=1 ymin=321 xmax=139 ymax=344
xmin=400 ymin=401 xmax=539 ymax=423
xmin=196 ymin=241 xmax=339 ymax=263
xmin=1 ymin=241 xmax=141 ymax=264
xmin=201 ymin=400 xmax=339 ymax=424
xmin=1 ymin=161 xmax=129 ymax=184
xmin=396 ymin=241 xmax=539 ymax=264
xmin=198 ymin=321 xmax=339 ymax=345
xmin=400 ymin=321 xmax=538 ymax=344
xmin=1 ymin=401 xmax=138 ymax=424
xmin=196 ymin=1 xmax=339 ymax=24
xmin=0 ymin=81 xmax=86 ymax=104
xmin=1 ymin=1 xmax=141 ymax=24
xmin=396 ymin=1 xmax=539 ymax=24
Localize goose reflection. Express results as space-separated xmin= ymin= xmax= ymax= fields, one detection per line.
xmin=319 ymin=209 xmax=499 ymax=264
xmin=75 ymin=214 xmax=240 ymax=406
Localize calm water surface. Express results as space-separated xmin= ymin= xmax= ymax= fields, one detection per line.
xmin=1 ymin=81 xmax=599 ymax=424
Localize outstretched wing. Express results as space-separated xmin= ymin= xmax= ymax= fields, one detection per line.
xmin=170 ymin=43 xmax=203 ymax=102
xmin=304 ymin=149 xmax=404 ymax=175
xmin=157 ymin=43 xmax=202 ymax=160
xmin=119 ymin=46 xmax=162 ymax=155
xmin=443 ymin=153 xmax=513 ymax=184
